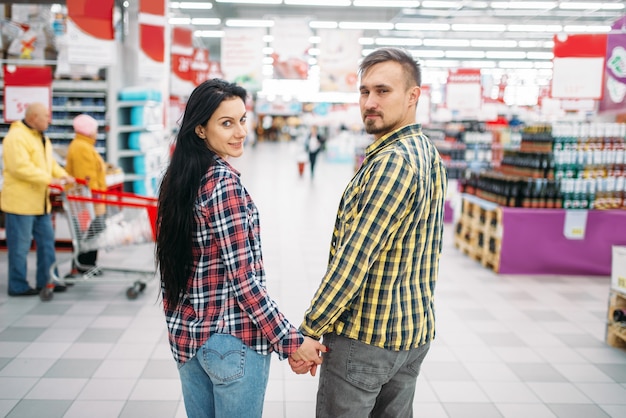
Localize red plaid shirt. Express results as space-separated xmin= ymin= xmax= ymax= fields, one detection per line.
xmin=162 ymin=156 xmax=303 ymax=364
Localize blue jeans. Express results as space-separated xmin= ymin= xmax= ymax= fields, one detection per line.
xmin=316 ymin=333 xmax=431 ymax=418
xmin=5 ymin=213 xmax=57 ymax=294
xmin=178 ymin=334 xmax=271 ymax=418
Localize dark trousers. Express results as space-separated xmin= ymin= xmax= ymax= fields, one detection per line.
xmin=308 ymin=149 xmax=320 ymax=177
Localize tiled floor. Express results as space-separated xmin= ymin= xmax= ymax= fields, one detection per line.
xmin=1 ymin=140 xmax=626 ymax=418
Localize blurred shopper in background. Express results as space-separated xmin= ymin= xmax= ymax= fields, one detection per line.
xmin=65 ymin=113 xmax=107 ymax=276
xmin=304 ymin=124 xmax=325 ymax=179
xmin=2 ymin=102 xmax=74 ymax=296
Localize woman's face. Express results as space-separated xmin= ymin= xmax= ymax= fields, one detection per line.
xmin=197 ymin=97 xmax=248 ymax=159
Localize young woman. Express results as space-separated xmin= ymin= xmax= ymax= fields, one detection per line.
xmin=155 ymin=79 xmax=325 ymax=418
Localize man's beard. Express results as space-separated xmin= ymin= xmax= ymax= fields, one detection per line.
xmin=364 ymin=117 xmax=387 ymax=135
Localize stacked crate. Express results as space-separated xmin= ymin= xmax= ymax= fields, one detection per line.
xmin=453 ymin=194 xmax=502 ymax=272
xmin=607 ymin=246 xmax=626 ymax=351
xmin=607 ymin=292 xmax=626 ymax=351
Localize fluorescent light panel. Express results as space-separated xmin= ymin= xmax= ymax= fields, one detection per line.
xmin=490 ymin=1 xmax=557 ymax=9
xmin=339 ymin=21 xmax=394 ymax=30
xmin=395 ymin=22 xmax=451 ymax=31
xmin=309 ymin=21 xmax=338 ymax=29
xmin=225 ymin=19 xmax=274 ymax=27
xmin=375 ymin=37 xmax=423 ymax=46
xmin=216 ymin=0 xmax=281 ymax=4
xmin=560 ymin=2 xmax=625 ymax=10
xmin=170 ymin=2 xmax=213 ymax=9
xmin=353 ymin=0 xmax=421 ymax=6
xmin=507 ymin=24 xmax=562 ymax=32
xmin=191 ymin=18 xmax=221 ymax=25
xmin=421 ymin=1 xmax=462 ymax=8
xmin=452 ymin=23 xmax=506 ymax=31
xmin=285 ymin=0 xmax=350 ymax=5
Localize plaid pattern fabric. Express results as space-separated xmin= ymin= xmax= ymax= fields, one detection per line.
xmin=301 ymin=124 xmax=448 ymax=350
xmin=163 ymin=156 xmax=302 ymax=364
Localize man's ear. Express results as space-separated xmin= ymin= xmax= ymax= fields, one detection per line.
xmin=410 ymin=86 xmax=421 ymax=106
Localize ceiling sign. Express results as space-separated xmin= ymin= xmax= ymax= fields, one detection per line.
xmin=552 ymin=33 xmax=607 ymax=100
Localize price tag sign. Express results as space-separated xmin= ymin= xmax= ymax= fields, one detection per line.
xmin=3 ymin=65 xmax=53 ymax=121
xmin=4 ymin=86 xmax=51 ymax=121
xmin=563 ymin=210 xmax=588 ymax=240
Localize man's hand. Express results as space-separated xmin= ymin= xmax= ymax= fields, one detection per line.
xmin=289 ymin=336 xmax=327 ymax=376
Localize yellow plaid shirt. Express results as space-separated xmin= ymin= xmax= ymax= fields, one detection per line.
xmin=301 ymin=124 xmax=447 ymax=350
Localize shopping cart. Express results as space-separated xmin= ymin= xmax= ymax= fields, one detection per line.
xmin=45 ymin=179 xmax=158 ymax=302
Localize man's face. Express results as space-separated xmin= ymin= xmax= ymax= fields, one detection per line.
xmin=359 ymin=61 xmax=419 ymax=140
xmin=31 ymin=106 xmax=51 ymax=132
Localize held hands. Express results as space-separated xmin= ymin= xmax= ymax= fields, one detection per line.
xmin=288 ymin=336 xmax=327 ymax=376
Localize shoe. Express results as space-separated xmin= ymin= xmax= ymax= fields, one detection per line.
xmin=8 ymin=288 xmax=39 ymax=296
xmin=36 ymin=284 xmax=68 ymax=293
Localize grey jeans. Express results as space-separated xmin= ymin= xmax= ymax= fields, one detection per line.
xmin=316 ymin=333 xmax=430 ymax=418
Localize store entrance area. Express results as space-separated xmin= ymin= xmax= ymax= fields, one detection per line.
xmin=0 ymin=141 xmax=625 ymax=418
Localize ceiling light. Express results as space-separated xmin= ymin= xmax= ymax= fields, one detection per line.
xmin=308 ymin=48 xmax=321 ymax=56
xmin=309 ymin=36 xmax=321 ymax=44
xmin=359 ymin=37 xmax=375 ymax=45
xmin=169 ymin=17 xmax=191 ymax=25
xmin=564 ymin=25 xmax=611 ymax=33
xmin=225 ymin=19 xmax=275 ymax=27
xmin=194 ymin=30 xmax=225 ymax=38
xmin=353 ymin=0 xmax=421 ymax=6
xmin=395 ymin=22 xmax=451 ymax=31
xmin=487 ymin=51 xmax=526 ymax=59
xmin=452 ymin=23 xmax=506 ymax=31
xmin=507 ymin=24 xmax=562 ymax=32
xmin=526 ymin=52 xmax=553 ymax=59
xmin=262 ymin=47 xmax=274 ymax=54
xmin=285 ymin=0 xmax=350 ymax=5
xmin=422 ymin=60 xmax=461 ymax=68
xmin=375 ymin=37 xmax=423 ymax=46
xmin=309 ymin=21 xmax=338 ymax=29
xmin=465 ymin=1 xmax=489 ymax=7
xmin=421 ymin=1 xmax=462 ymax=8
xmin=559 ymin=2 xmax=624 ymax=10
xmin=518 ymin=40 xmax=553 ymax=48
xmin=339 ymin=22 xmax=395 ymax=30
xmin=170 ymin=2 xmax=214 ymax=9
xmin=413 ymin=50 xmax=446 ymax=58
xmin=445 ymin=50 xmax=486 ymax=58
xmin=498 ymin=61 xmax=534 ymax=68
xmin=263 ymin=35 xmax=274 ymax=42
xmin=470 ymin=39 xmax=517 ymax=48
xmin=191 ymin=18 xmax=221 ymax=25
xmin=424 ymin=38 xmax=470 ymax=47
xmin=490 ymin=1 xmax=557 ymax=9
xmin=462 ymin=60 xmax=497 ymax=68
xmin=216 ymin=0 xmax=281 ymax=4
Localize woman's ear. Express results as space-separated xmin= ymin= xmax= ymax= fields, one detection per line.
xmin=195 ymin=125 xmax=206 ymax=139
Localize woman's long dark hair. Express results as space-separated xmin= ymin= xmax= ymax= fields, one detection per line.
xmin=156 ymin=79 xmax=247 ymax=308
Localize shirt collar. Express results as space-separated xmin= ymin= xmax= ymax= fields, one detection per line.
xmin=365 ymin=123 xmax=423 ymax=159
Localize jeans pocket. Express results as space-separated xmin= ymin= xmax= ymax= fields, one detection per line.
xmin=199 ymin=334 xmax=246 ymax=383
xmin=346 ymin=340 xmax=391 ymax=391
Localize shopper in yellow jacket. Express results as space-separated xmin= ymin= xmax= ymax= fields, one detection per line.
xmin=2 ymin=102 xmax=74 ymax=296
xmin=65 ymin=114 xmax=107 ymax=275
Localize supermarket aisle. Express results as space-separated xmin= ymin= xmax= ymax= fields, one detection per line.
xmin=1 ymin=140 xmax=626 ymax=418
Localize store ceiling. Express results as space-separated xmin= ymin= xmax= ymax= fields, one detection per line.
xmin=171 ymin=0 xmax=625 ymax=71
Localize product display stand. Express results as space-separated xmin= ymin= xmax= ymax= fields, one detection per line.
xmin=454 ymin=193 xmax=626 ymax=275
